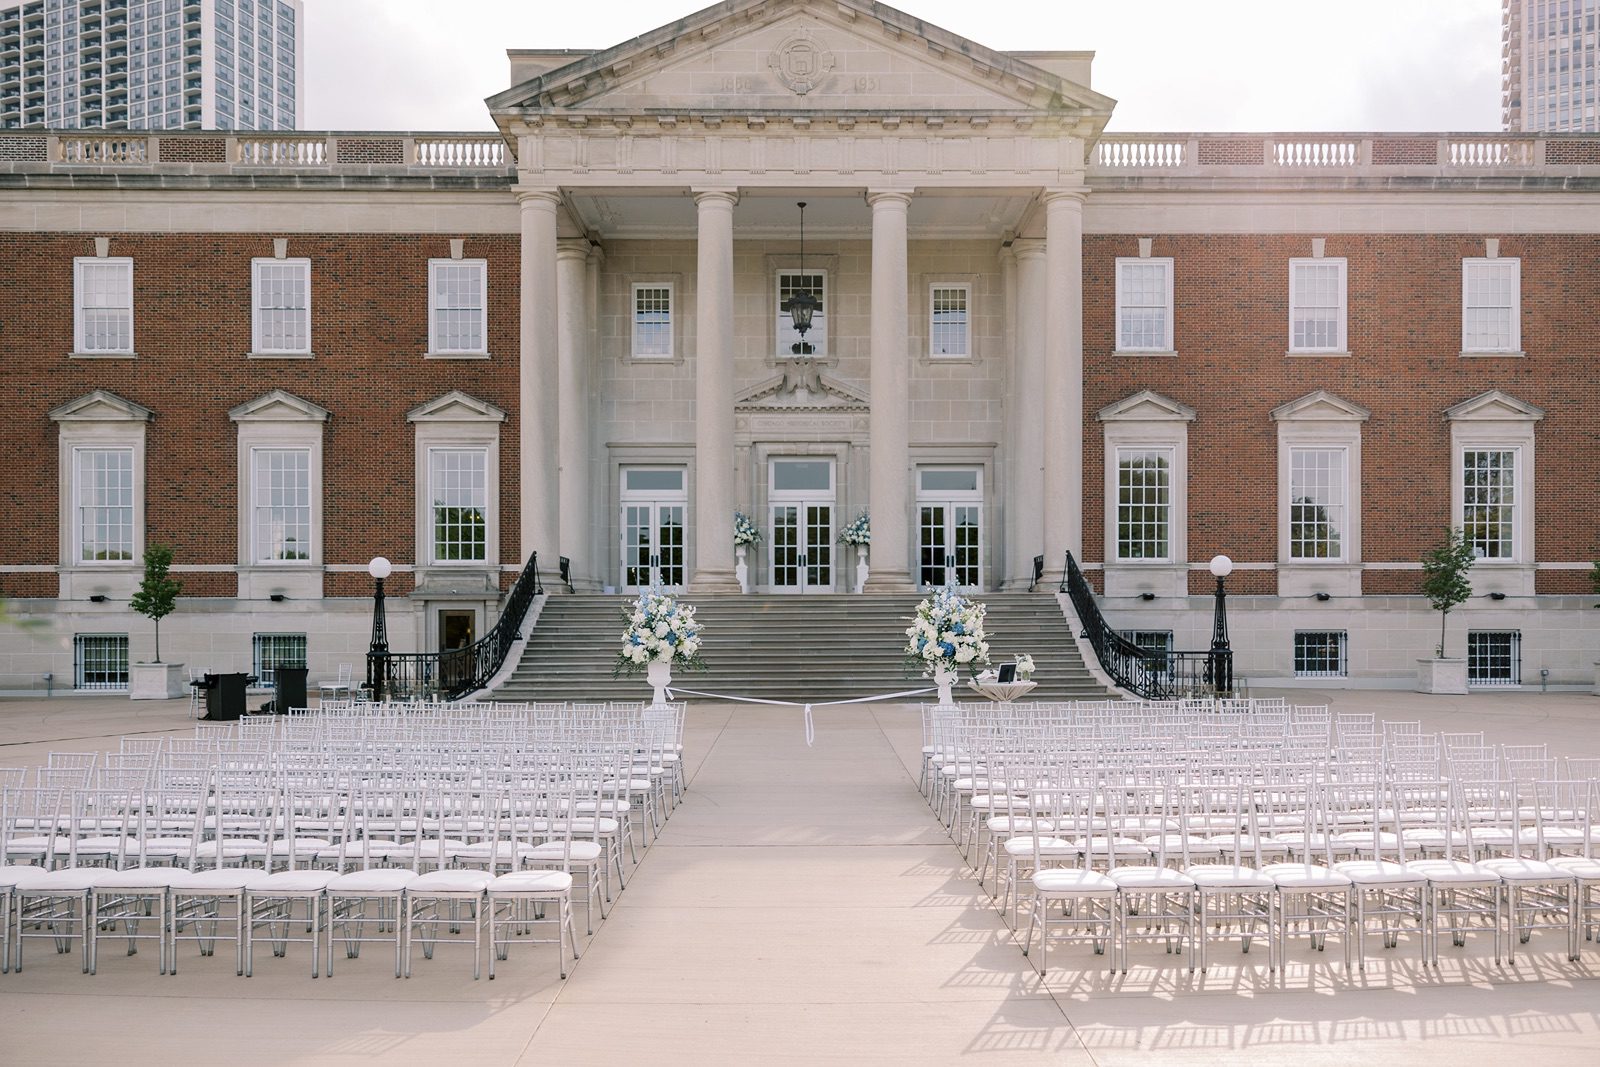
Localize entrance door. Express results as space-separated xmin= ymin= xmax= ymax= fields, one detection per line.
xmin=437 ymin=610 xmax=476 ymax=693
xmin=768 ymin=458 xmax=834 ymax=593
xmin=917 ymin=467 xmax=983 ymax=591
xmin=620 ymin=467 xmax=687 ymax=592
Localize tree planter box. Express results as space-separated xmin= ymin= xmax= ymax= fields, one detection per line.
xmin=130 ymin=661 xmax=185 ymax=700
xmin=1416 ymin=657 xmax=1467 ymax=695
xmin=1592 ymin=662 xmax=1600 ymax=697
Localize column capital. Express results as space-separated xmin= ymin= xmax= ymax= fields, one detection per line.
xmin=556 ymin=238 xmax=590 ymax=262
xmin=1042 ymin=186 xmax=1091 ymax=207
xmin=866 ymin=189 xmax=913 ymax=209
xmin=513 ymin=186 xmax=563 ymax=208
xmin=1012 ymin=237 xmax=1046 ymax=261
xmin=692 ymin=188 xmax=740 ymax=208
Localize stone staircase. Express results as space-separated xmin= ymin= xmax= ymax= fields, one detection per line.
xmin=490 ymin=592 xmax=1115 ymax=704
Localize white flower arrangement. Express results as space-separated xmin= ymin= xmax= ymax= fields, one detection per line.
xmin=733 ymin=511 xmax=763 ymax=546
xmin=903 ymin=583 xmax=990 ymax=678
xmin=838 ymin=512 xmax=871 ymax=546
xmin=1014 ymin=653 xmax=1035 ymax=680
xmin=614 ymin=590 xmax=707 ymax=675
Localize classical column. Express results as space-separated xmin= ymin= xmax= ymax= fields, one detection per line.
xmin=516 ymin=187 xmax=561 ymax=573
xmin=689 ymin=189 xmax=741 ymax=592
xmin=863 ymin=189 xmax=915 ymax=592
xmin=1006 ymin=239 xmax=1046 ymax=590
xmin=1040 ymin=189 xmax=1088 ymax=584
xmin=556 ymin=238 xmax=590 ymax=591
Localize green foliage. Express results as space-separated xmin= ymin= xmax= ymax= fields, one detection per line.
xmin=1591 ymin=560 xmax=1600 ymax=598
xmin=1420 ymin=528 xmax=1475 ymax=657
xmin=129 ymin=544 xmax=182 ymax=662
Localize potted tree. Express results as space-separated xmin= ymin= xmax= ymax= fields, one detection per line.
xmin=1591 ymin=561 xmax=1600 ymax=696
xmin=1416 ymin=527 xmax=1475 ymax=694
xmin=129 ymin=543 xmax=185 ymax=699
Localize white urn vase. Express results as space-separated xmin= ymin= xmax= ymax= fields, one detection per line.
xmin=647 ymin=659 xmax=673 ymax=707
xmin=735 ymin=543 xmax=749 ymax=594
xmin=934 ymin=667 xmax=957 ymax=707
xmin=854 ymin=545 xmax=869 ymax=594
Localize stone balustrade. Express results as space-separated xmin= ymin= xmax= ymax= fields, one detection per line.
xmin=0 ymin=130 xmax=514 ymax=172
xmin=1089 ymin=132 xmax=1587 ymax=175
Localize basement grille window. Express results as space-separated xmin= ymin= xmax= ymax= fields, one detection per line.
xmin=252 ymin=632 xmax=306 ymax=688
xmin=1293 ymin=631 xmax=1348 ymax=678
xmin=1467 ymin=630 xmax=1520 ymax=687
xmin=75 ymin=633 xmax=129 ymax=690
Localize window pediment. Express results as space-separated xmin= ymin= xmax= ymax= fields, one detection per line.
xmin=1096 ymin=390 xmax=1195 ymax=424
xmin=229 ymin=389 xmax=331 ymax=424
xmin=1271 ymin=390 xmax=1370 ymax=423
xmin=49 ymin=389 xmax=153 ymax=424
xmin=407 ymin=391 xmax=508 ymax=424
xmin=735 ymin=366 xmax=869 ymax=412
xmin=1445 ymin=389 xmax=1545 ymax=423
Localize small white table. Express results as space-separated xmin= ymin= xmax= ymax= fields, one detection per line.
xmin=967 ymin=679 xmax=1037 ymax=704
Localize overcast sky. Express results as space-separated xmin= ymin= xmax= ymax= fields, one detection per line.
xmin=302 ymin=0 xmax=1503 ymax=133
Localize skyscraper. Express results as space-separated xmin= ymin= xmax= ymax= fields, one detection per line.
xmin=1503 ymin=0 xmax=1600 ymax=132
xmin=0 ymin=0 xmax=303 ymax=130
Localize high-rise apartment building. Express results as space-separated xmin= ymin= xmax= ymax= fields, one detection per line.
xmin=0 ymin=0 xmax=303 ymax=130
xmin=1503 ymin=0 xmax=1600 ymax=131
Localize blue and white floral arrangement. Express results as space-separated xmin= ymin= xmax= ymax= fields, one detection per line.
xmin=839 ymin=512 xmax=871 ymax=547
xmin=615 ymin=590 xmax=706 ymax=675
xmin=904 ymin=582 xmax=990 ymax=677
xmin=733 ymin=511 xmax=763 ymax=546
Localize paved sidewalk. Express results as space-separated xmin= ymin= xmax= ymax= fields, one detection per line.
xmin=0 ymin=690 xmax=1597 ymax=1065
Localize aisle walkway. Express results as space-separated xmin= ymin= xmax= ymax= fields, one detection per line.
xmin=2 ymin=693 xmax=1599 ymax=1064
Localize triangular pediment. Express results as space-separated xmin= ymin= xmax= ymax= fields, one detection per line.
xmin=1445 ymin=389 xmax=1545 ymax=423
xmin=49 ymin=389 xmax=153 ymax=424
xmin=407 ymin=391 xmax=507 ymax=424
xmin=228 ymin=389 xmax=331 ymax=424
xmin=490 ymin=0 xmax=1113 ymax=121
xmin=1271 ymin=390 xmax=1371 ymax=423
xmin=735 ymin=365 xmax=869 ymax=411
xmin=1096 ymin=390 xmax=1196 ymax=423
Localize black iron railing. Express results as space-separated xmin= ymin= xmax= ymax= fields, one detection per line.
xmin=1060 ymin=551 xmax=1232 ymax=700
xmin=367 ymin=552 xmax=543 ymax=702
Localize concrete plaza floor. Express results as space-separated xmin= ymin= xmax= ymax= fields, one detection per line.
xmin=1 ymin=688 xmax=1598 ymax=1065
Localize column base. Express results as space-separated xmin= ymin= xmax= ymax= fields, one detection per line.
xmin=688 ymin=568 xmax=742 ymax=594
xmin=862 ymin=569 xmax=916 ymax=594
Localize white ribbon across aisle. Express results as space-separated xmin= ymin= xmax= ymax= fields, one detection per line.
xmin=662 ymin=685 xmax=938 ymax=747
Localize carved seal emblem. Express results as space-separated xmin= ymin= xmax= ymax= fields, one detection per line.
xmin=767 ymin=27 xmax=835 ymax=96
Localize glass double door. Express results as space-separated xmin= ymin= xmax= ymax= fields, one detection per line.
xmin=621 ymin=467 xmax=686 ymax=592
xmin=917 ymin=468 xmax=983 ymax=591
xmin=768 ymin=458 xmax=834 ymax=593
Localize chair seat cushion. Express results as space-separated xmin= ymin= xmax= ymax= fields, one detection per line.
xmin=182 ymin=868 xmax=274 ymax=891
xmin=90 ymin=866 xmax=194 ymax=890
xmin=252 ymin=870 xmax=338 ymax=893
xmin=1005 ymin=836 xmax=1074 ymax=856
xmin=271 ymin=838 xmax=332 ymax=856
xmin=488 ymin=871 xmax=573 ymax=894
xmin=14 ymin=866 xmax=101 ymax=892
xmin=1260 ymin=863 xmax=1353 ymax=889
xmin=1108 ymin=866 xmax=1196 ymax=890
xmin=986 ymin=817 xmax=1052 ymax=834
xmin=1405 ymin=860 xmax=1501 ymax=886
xmin=408 ymin=869 xmax=492 ymax=894
xmin=522 ymin=841 xmax=604 ymax=863
xmin=1477 ymin=858 xmax=1575 ymax=883
xmin=1185 ymin=864 xmax=1277 ymax=889
xmin=1032 ymin=868 xmax=1117 ymax=893
xmin=328 ymin=868 xmax=417 ymax=893
xmin=1547 ymin=857 xmax=1600 ymax=879
xmin=1332 ymin=860 xmax=1426 ymax=886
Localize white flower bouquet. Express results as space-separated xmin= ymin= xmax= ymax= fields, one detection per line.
xmin=839 ymin=512 xmax=871 ymax=546
xmin=614 ymin=590 xmax=707 ymax=675
xmin=903 ymin=583 xmax=990 ymax=678
xmin=1014 ymin=653 xmax=1035 ymax=680
xmin=733 ymin=511 xmax=762 ymax=546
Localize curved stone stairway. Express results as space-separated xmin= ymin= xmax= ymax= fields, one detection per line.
xmin=491 ymin=591 xmax=1114 ymax=703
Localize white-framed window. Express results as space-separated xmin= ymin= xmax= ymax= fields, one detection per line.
xmin=428 ymin=259 xmax=487 ymax=356
xmin=251 ymin=257 xmax=311 ymax=354
xmin=1288 ymin=257 xmax=1347 ymax=353
xmin=632 ymin=282 xmax=673 ymax=359
xmin=928 ymin=284 xmax=970 ymax=358
xmin=73 ymin=257 xmax=134 ymax=354
xmin=1462 ymin=257 xmax=1521 ymax=353
xmin=776 ymin=271 xmax=826 ymax=357
xmin=1467 ymin=631 xmax=1520 ymax=686
xmin=75 ymin=446 xmax=135 ymax=562
xmin=1293 ymin=631 xmax=1348 ymax=677
xmin=251 ymin=447 xmax=311 ymax=562
xmin=1122 ymin=630 xmax=1173 ymax=655
xmin=429 ymin=448 xmax=488 ymax=563
xmin=1462 ymin=448 xmax=1517 ymax=559
xmin=1114 ymin=257 xmax=1174 ymax=352
xmin=74 ymin=633 xmax=129 ymax=690
xmin=1115 ymin=448 xmax=1172 ymax=561
xmin=1288 ymin=447 xmax=1347 ymax=561
xmin=251 ymin=632 xmax=306 ymax=688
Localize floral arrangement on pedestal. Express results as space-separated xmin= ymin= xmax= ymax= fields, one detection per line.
xmin=838 ymin=512 xmax=871 ymax=546
xmin=614 ymin=590 xmax=706 ymax=675
xmin=1013 ymin=654 xmax=1035 ymax=680
xmin=733 ymin=511 xmax=763 ymax=546
xmin=904 ymin=583 xmax=990 ymax=678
